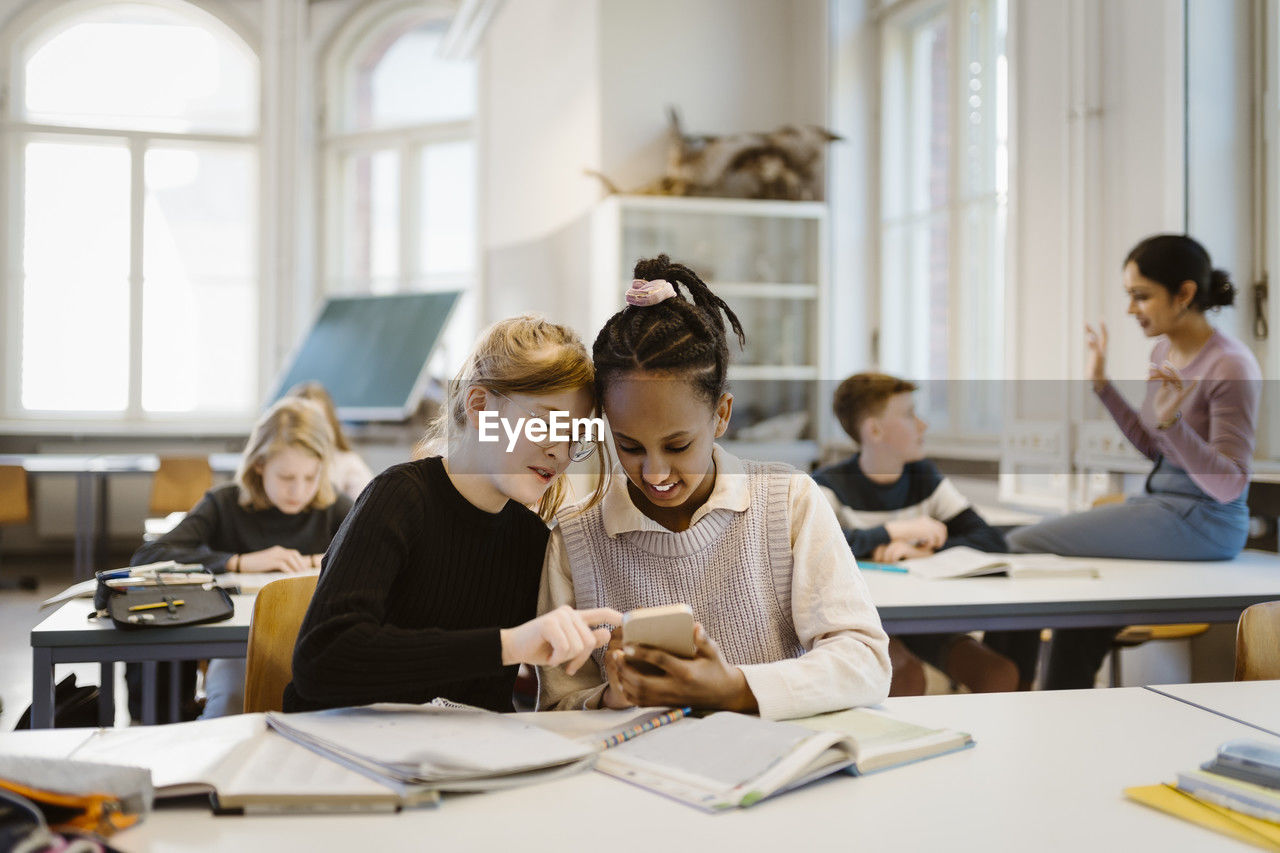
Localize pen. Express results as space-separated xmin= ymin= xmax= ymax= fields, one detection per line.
xmin=597 ymin=706 xmax=691 ymax=750
xmin=128 ymin=599 xmax=185 ymax=612
xmin=859 ymin=562 xmax=909 ymax=574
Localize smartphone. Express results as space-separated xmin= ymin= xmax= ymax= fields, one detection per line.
xmin=622 ymin=604 xmax=696 ymax=658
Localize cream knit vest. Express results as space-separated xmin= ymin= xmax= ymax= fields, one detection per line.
xmin=557 ymin=460 xmax=803 ymax=672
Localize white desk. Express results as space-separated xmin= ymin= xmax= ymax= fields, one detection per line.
xmin=1147 ymin=680 xmax=1280 ymax=737
xmin=0 ymin=452 xmax=240 ymax=578
xmin=867 ymin=550 xmax=1280 ymax=633
xmin=28 ymin=595 xmax=253 ymax=729
xmin=1 ymin=686 xmax=1270 ymax=852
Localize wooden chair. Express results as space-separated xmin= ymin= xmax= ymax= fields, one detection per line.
xmin=149 ymin=456 xmax=213 ymax=516
xmin=0 ymin=465 xmax=37 ymax=591
xmin=1089 ymin=493 xmax=1209 ymax=686
xmin=243 ymin=575 xmax=319 ymax=713
xmin=1235 ymin=601 xmax=1280 ymax=681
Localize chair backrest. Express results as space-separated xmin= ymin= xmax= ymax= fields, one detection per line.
xmin=0 ymin=466 xmax=31 ymax=526
xmin=149 ymin=456 xmax=213 ymax=516
xmin=1235 ymin=600 xmax=1280 ymax=681
xmin=243 ymin=574 xmax=319 ymax=713
xmin=1091 ymin=492 xmax=1126 ymax=508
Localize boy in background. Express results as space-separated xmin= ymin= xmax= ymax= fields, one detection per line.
xmin=813 ymin=373 xmax=1036 ymax=695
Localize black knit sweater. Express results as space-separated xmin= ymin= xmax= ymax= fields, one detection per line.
xmin=283 ymin=456 xmax=551 ymax=713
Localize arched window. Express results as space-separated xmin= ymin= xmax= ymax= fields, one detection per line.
xmin=2 ymin=1 xmax=260 ymax=419
xmin=322 ymin=4 xmax=477 ymax=375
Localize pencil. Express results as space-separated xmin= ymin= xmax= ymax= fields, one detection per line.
xmin=128 ymin=599 xmax=185 ymax=612
xmin=597 ymin=706 xmax=692 ymax=750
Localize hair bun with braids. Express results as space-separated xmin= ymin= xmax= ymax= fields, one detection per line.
xmin=593 ymin=254 xmax=747 ymax=405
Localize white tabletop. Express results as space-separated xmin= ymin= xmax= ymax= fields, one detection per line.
xmin=2 ymin=686 xmax=1271 ymax=852
xmin=1148 ymin=680 xmax=1280 ymax=735
xmin=0 ymin=452 xmax=240 ymax=474
xmin=865 ymin=550 xmax=1280 ymax=631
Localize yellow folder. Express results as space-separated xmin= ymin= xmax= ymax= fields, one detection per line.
xmin=1125 ymin=784 xmax=1280 ymax=851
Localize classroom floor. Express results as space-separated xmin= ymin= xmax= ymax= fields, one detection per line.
xmin=0 ymin=555 xmax=131 ymax=732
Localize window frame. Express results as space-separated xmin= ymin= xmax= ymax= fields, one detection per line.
xmin=875 ymin=0 xmax=1010 ymax=453
xmin=319 ymin=1 xmax=478 ymax=298
xmin=0 ymin=0 xmax=262 ymax=425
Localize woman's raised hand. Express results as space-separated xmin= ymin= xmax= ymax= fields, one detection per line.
xmin=1085 ymin=321 xmax=1109 ymax=389
xmin=1149 ymin=361 xmax=1198 ymax=428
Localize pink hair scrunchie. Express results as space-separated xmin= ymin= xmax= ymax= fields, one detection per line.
xmin=625 ymin=278 xmax=678 ymax=307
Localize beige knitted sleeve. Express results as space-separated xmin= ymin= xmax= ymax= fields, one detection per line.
xmin=737 ymin=473 xmax=892 ymax=719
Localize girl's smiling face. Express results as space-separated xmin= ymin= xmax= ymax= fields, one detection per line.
xmin=603 ymin=372 xmax=732 ymax=524
xmin=1124 ymin=260 xmax=1191 ymax=338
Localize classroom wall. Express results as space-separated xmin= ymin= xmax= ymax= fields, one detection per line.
xmin=595 ymin=0 xmax=827 ymax=191
xmin=477 ymin=0 xmax=827 ymax=334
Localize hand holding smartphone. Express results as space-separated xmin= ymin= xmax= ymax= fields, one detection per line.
xmin=621 ymin=604 xmax=696 ymax=658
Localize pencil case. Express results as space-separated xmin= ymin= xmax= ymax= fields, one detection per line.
xmin=0 ymin=754 xmax=152 ymax=839
xmin=106 ymin=586 xmax=234 ymax=630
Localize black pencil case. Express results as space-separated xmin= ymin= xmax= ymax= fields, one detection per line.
xmin=106 ymin=587 xmax=233 ymax=630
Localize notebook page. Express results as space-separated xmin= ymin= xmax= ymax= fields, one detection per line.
xmin=217 ymin=730 xmax=412 ymax=800
xmin=70 ymin=714 xmax=264 ymax=792
xmin=267 ymin=704 xmax=592 ymax=777
xmin=900 ymin=547 xmax=1007 ymax=579
xmin=603 ymin=713 xmax=811 ymax=789
xmin=795 ymin=708 xmax=967 ymax=764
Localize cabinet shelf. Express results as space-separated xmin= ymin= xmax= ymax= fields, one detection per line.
xmin=589 ymin=196 xmax=829 ymax=446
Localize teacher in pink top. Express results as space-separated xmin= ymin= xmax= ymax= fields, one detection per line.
xmin=1008 ymin=233 xmax=1262 ymax=688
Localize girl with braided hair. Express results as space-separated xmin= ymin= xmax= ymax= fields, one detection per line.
xmin=538 ymin=255 xmax=890 ymax=719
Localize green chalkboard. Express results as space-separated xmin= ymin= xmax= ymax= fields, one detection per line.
xmin=271 ymin=292 xmax=460 ymax=420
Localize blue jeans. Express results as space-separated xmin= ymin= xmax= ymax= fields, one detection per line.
xmin=1007 ymin=460 xmax=1248 ymax=560
xmin=1005 ymin=460 xmax=1248 ymax=688
xmin=199 ymin=659 xmax=246 ymax=718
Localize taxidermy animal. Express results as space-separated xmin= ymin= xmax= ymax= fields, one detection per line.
xmin=586 ymin=107 xmax=841 ymax=201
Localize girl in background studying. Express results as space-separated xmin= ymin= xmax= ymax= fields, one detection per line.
xmin=539 ymin=256 xmax=891 ymax=720
xmin=287 ymin=381 xmax=374 ymax=500
xmin=285 ymin=315 xmax=622 ymax=713
xmin=131 ymin=397 xmax=353 ymax=718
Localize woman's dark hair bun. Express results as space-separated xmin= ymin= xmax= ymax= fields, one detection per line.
xmin=1208 ymin=269 xmax=1235 ymax=308
xmin=1125 ymin=233 xmax=1233 ymax=312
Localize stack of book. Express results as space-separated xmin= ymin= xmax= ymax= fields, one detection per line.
xmin=1126 ymin=739 xmax=1280 ymax=850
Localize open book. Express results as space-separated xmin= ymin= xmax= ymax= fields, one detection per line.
xmin=593 ymin=711 xmax=860 ymax=811
xmin=40 ymin=714 xmax=437 ymax=814
xmin=899 ymin=546 xmax=1100 ymax=580
xmin=265 ymin=703 xmax=597 ymax=792
xmin=793 ymin=707 xmax=974 ymax=774
xmin=592 ymin=707 xmax=975 ymax=812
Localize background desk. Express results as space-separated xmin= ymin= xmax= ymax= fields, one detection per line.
xmin=29 ymin=595 xmax=252 ymax=729
xmin=0 ymin=452 xmax=240 ymax=578
xmin=3 ymin=685 xmax=1271 ymax=852
xmin=867 ymin=550 xmax=1280 ymax=633
xmin=1148 ymin=679 xmax=1280 ymax=737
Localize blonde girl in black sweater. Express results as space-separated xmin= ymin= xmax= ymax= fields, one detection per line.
xmin=286 ymin=315 xmax=621 ymax=712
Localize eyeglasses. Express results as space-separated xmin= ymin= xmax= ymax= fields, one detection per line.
xmin=488 ymin=390 xmax=597 ymax=463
